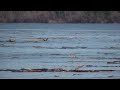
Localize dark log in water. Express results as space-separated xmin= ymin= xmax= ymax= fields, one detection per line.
xmin=0 ymin=68 xmax=118 ymax=72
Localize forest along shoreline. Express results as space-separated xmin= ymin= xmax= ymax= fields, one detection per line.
xmin=0 ymin=11 xmax=120 ymax=23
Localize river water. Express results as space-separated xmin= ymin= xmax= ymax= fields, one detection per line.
xmin=0 ymin=23 xmax=120 ymax=79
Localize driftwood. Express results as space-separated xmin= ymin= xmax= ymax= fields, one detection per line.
xmin=0 ymin=68 xmax=118 ymax=72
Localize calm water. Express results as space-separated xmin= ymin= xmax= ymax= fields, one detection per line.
xmin=0 ymin=23 xmax=120 ymax=79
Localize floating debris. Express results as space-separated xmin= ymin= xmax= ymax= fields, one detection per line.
xmin=54 ymin=75 xmax=59 ymax=77
xmin=109 ymin=47 xmax=120 ymax=49
xmin=0 ymin=38 xmax=16 ymax=42
xmin=26 ymin=38 xmax=48 ymax=42
xmin=107 ymin=61 xmax=120 ymax=64
xmin=69 ymin=70 xmax=116 ymax=72
xmin=75 ymin=65 xmax=84 ymax=70
xmin=0 ymin=68 xmax=118 ymax=72
xmin=7 ymin=38 xmax=16 ymax=42
xmin=108 ymin=75 xmax=114 ymax=78
xmin=86 ymin=65 xmax=120 ymax=67
xmin=73 ymin=74 xmax=81 ymax=76
xmin=61 ymin=46 xmax=87 ymax=49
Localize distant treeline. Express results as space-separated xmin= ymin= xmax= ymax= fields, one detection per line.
xmin=0 ymin=11 xmax=120 ymax=23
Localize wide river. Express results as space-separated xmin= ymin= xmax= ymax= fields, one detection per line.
xmin=0 ymin=23 xmax=120 ymax=79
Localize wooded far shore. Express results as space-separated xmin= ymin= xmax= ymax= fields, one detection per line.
xmin=0 ymin=11 xmax=120 ymax=23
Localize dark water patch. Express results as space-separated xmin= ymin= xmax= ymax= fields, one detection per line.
xmin=107 ymin=61 xmax=120 ymax=64
xmin=49 ymin=56 xmax=70 ymax=59
xmin=96 ymin=52 xmax=118 ymax=56
xmin=68 ymin=60 xmax=108 ymax=62
xmin=32 ymin=46 xmax=88 ymax=49
xmin=0 ymin=44 xmax=5 ymax=46
xmin=104 ymin=53 xmax=115 ymax=55
xmin=54 ymin=75 xmax=59 ymax=77
xmin=33 ymin=46 xmax=44 ymax=48
xmin=0 ymin=44 xmax=13 ymax=47
xmin=108 ymin=75 xmax=114 ymax=78
xmin=50 ymin=54 xmax=63 ymax=56
xmin=0 ymin=40 xmax=16 ymax=43
xmin=100 ymin=47 xmax=120 ymax=49
xmin=6 ymin=38 xmax=16 ymax=42
xmin=112 ymin=58 xmax=120 ymax=60
xmin=35 ymin=61 xmax=67 ymax=63
xmin=32 ymin=46 xmax=57 ymax=49
xmin=89 ymin=57 xmax=107 ymax=60
xmin=68 ymin=61 xmax=86 ymax=62
xmin=109 ymin=47 xmax=120 ymax=49
xmin=80 ymin=47 xmax=87 ymax=49
xmin=32 ymin=46 xmax=108 ymax=50
xmin=73 ymin=74 xmax=81 ymax=76
xmin=61 ymin=46 xmax=87 ymax=49
xmin=89 ymin=57 xmax=120 ymax=60
xmin=86 ymin=65 xmax=120 ymax=67
xmin=0 ymin=37 xmax=16 ymax=43
xmin=50 ymin=37 xmax=69 ymax=39
xmin=0 ymin=41 xmax=5 ymax=42
xmin=11 ymin=57 xmax=19 ymax=59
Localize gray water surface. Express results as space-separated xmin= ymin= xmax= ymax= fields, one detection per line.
xmin=0 ymin=23 xmax=120 ymax=79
